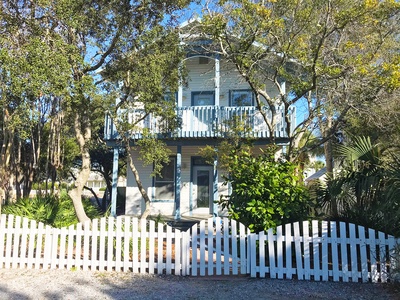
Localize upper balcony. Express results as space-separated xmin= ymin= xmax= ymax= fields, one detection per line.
xmin=104 ymin=105 xmax=295 ymax=141
xmin=104 ymin=55 xmax=296 ymax=143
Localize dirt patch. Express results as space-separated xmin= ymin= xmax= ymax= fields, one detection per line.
xmin=0 ymin=268 xmax=399 ymax=300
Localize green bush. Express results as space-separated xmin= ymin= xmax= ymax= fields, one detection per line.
xmin=2 ymin=196 xmax=57 ymax=225
xmin=31 ymin=182 xmax=60 ymax=190
xmin=219 ymin=147 xmax=311 ymax=233
xmin=2 ymin=190 xmax=103 ymax=228
xmin=60 ymin=182 xmax=69 ymax=190
xmin=52 ymin=191 xmax=103 ymax=228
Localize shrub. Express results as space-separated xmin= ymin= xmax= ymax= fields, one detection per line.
xmin=60 ymin=182 xmax=69 ymax=190
xmin=1 ymin=190 xmax=103 ymax=228
xmin=219 ymin=147 xmax=311 ymax=233
xmin=52 ymin=191 xmax=103 ymax=228
xmin=2 ymin=196 xmax=57 ymax=225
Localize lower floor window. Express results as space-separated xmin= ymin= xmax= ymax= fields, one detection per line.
xmin=154 ymin=157 xmax=175 ymax=200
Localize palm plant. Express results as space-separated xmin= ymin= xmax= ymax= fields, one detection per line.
xmin=2 ymin=190 xmax=103 ymax=228
xmin=316 ymin=136 xmax=400 ymax=236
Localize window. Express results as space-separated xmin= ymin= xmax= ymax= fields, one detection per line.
xmin=154 ymin=157 xmax=175 ymax=200
xmin=199 ymin=57 xmax=209 ymax=64
xmin=192 ymin=91 xmax=215 ymax=106
xmin=230 ymin=90 xmax=254 ymax=106
xmin=164 ymin=92 xmax=177 ymax=102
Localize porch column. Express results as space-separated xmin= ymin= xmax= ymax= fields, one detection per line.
xmin=280 ymin=80 xmax=286 ymax=95
xmin=213 ymin=156 xmax=218 ymax=217
xmin=178 ymin=64 xmax=183 ymax=107
xmin=174 ymin=145 xmax=182 ymax=220
xmin=280 ymin=80 xmax=287 ymax=139
xmin=214 ymin=55 xmax=220 ymax=106
xmin=111 ymin=147 xmax=119 ymax=217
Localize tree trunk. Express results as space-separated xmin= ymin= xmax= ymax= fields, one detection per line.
xmin=15 ymin=179 xmax=22 ymax=200
xmin=83 ymin=185 xmax=101 ymax=207
xmin=103 ymin=179 xmax=113 ymax=212
xmin=0 ymin=187 xmax=5 ymax=211
xmin=69 ymin=185 xmax=91 ymax=223
xmin=126 ymin=144 xmax=151 ymax=220
xmin=68 ymin=113 xmax=91 ymax=223
xmin=324 ymin=116 xmax=338 ymax=218
xmin=0 ymin=111 xmax=14 ymax=206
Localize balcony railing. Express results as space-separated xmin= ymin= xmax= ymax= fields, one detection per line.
xmin=104 ymin=106 xmax=295 ymax=140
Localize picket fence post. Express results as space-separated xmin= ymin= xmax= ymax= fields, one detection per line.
xmin=231 ymin=219 xmax=238 ymax=275
xmin=285 ymin=223 xmax=293 ymax=279
xmin=223 ymin=217 xmax=230 ymax=275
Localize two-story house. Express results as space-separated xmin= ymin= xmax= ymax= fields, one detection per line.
xmin=103 ymin=19 xmax=295 ymax=219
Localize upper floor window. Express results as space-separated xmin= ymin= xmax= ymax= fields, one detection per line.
xmin=164 ymin=92 xmax=177 ymax=102
xmin=230 ymin=90 xmax=254 ymax=106
xmin=199 ymin=57 xmax=210 ymax=64
xmin=192 ymin=91 xmax=215 ymax=106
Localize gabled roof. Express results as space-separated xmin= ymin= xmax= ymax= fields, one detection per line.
xmin=178 ymin=17 xmax=300 ymax=76
xmin=179 ymin=17 xmax=202 ymax=29
xmin=305 ymin=167 xmax=327 ymax=182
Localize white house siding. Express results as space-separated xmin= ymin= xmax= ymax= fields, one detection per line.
xmin=183 ymin=57 xmax=247 ymax=107
xmin=183 ymin=58 xmax=215 ymax=105
xmin=182 ymin=57 xmax=279 ymax=107
xmin=125 ymin=145 xmax=229 ymax=217
xmin=125 ymin=149 xmax=154 ymax=215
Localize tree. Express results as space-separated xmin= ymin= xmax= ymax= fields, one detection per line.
xmin=86 ymin=113 xmax=127 ymax=212
xmin=103 ymin=27 xmax=186 ymax=219
xmin=1 ymin=0 xmax=190 ymax=222
xmin=197 ymin=0 xmax=400 ymax=165
xmin=0 ymin=2 xmax=72 ymax=207
xmin=195 ymin=1 xmax=400 ymax=220
xmin=344 ymin=89 xmax=400 ymax=152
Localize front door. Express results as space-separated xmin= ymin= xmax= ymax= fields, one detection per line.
xmin=192 ymin=165 xmax=214 ymax=215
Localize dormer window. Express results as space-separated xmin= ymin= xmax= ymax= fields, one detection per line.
xmin=230 ymin=90 xmax=254 ymax=106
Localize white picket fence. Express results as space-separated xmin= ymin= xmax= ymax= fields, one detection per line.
xmin=0 ymin=214 xmax=398 ymax=283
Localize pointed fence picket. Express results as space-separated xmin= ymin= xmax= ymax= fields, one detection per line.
xmin=0 ymin=214 xmax=398 ymax=283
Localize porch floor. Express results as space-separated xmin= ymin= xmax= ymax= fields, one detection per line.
xmin=121 ymin=214 xmax=218 ymax=231
xmin=163 ymin=215 xmax=212 ymax=231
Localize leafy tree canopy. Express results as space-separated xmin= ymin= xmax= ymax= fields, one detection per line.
xmin=198 ymin=0 xmax=400 ymax=161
